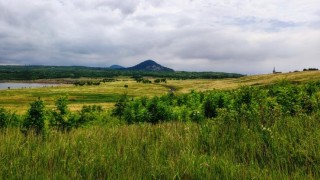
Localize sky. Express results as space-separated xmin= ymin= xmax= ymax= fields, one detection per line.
xmin=0 ymin=0 xmax=320 ymax=74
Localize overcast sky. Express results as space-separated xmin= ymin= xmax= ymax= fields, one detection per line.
xmin=0 ymin=0 xmax=320 ymax=74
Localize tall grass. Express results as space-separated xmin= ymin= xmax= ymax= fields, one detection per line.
xmin=1 ymin=116 xmax=319 ymax=179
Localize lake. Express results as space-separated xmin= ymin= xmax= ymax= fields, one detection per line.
xmin=0 ymin=83 xmax=59 ymax=90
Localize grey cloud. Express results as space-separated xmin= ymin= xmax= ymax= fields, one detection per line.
xmin=0 ymin=0 xmax=320 ymax=74
xmin=228 ymin=17 xmax=299 ymax=31
xmin=67 ymin=0 xmax=141 ymax=15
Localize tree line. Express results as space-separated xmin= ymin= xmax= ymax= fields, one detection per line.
xmin=0 ymin=65 xmax=244 ymax=80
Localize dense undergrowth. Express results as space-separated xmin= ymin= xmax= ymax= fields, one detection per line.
xmin=114 ymin=80 xmax=320 ymax=124
xmin=1 ymin=80 xmax=320 ymax=178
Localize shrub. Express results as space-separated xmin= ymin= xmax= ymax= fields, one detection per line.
xmin=112 ymin=93 xmax=129 ymax=118
xmin=203 ymin=92 xmax=227 ymax=118
xmin=190 ymin=110 xmax=205 ymax=122
xmin=0 ymin=108 xmax=21 ymax=128
xmin=51 ymin=96 xmax=75 ymax=131
xmin=78 ymin=105 xmax=103 ymax=127
xmin=74 ymin=81 xmax=86 ymax=86
xmin=123 ymin=100 xmax=150 ymax=124
xmin=22 ymin=98 xmax=47 ymax=135
xmin=0 ymin=107 xmax=9 ymax=128
xmin=146 ymin=97 xmax=172 ymax=124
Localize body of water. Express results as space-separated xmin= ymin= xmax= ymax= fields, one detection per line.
xmin=0 ymin=83 xmax=59 ymax=90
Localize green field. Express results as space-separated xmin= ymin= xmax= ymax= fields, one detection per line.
xmin=0 ymin=79 xmax=168 ymax=113
xmin=1 ymin=71 xmax=320 ymax=179
xmin=2 ymin=70 xmax=320 ymax=113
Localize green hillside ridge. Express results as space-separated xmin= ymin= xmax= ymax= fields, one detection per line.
xmin=126 ymin=60 xmax=174 ymax=72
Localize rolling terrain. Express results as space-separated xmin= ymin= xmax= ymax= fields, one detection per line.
xmin=1 ymin=70 xmax=320 ymax=179
xmin=1 ymin=70 xmax=320 ymax=114
xmin=0 ymin=71 xmax=317 ymax=113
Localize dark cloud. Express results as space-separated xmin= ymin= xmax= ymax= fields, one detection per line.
xmin=0 ymin=0 xmax=319 ymax=74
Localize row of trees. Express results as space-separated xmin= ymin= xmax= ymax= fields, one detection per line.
xmin=74 ymin=81 xmax=101 ymax=86
xmin=154 ymin=78 xmax=167 ymax=83
xmin=0 ymin=65 xmax=244 ymax=80
xmin=303 ymin=68 xmax=319 ymax=71
xmin=135 ymin=78 xmax=167 ymax=84
xmin=74 ymin=78 xmax=117 ymax=86
xmin=135 ymin=78 xmax=152 ymax=84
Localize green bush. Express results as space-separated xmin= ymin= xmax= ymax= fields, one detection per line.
xmin=0 ymin=108 xmax=9 ymax=128
xmin=203 ymin=92 xmax=227 ymax=118
xmin=146 ymin=97 xmax=172 ymax=124
xmin=50 ymin=96 xmax=75 ymax=131
xmin=0 ymin=108 xmax=21 ymax=128
xmin=22 ymin=99 xmax=47 ymax=135
xmin=78 ymin=105 xmax=103 ymax=127
xmin=112 ymin=93 xmax=129 ymax=119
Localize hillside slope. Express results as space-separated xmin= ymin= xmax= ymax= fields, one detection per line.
xmin=166 ymin=70 xmax=320 ymax=93
xmin=109 ymin=65 xmax=125 ymax=69
xmin=126 ymin=60 xmax=174 ymax=72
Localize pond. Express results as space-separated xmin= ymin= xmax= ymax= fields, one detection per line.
xmin=0 ymin=83 xmax=59 ymax=90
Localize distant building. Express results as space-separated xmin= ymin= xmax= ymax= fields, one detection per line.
xmin=273 ymin=67 xmax=282 ymax=74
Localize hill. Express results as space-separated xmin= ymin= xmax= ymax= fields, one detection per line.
xmin=126 ymin=60 xmax=174 ymax=72
xmin=109 ymin=65 xmax=125 ymax=69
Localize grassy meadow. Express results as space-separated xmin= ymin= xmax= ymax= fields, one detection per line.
xmin=1 ymin=117 xmax=320 ymax=179
xmin=0 ymin=79 xmax=168 ymax=113
xmin=2 ymin=70 xmax=320 ymax=114
xmin=167 ymin=70 xmax=320 ymax=93
xmin=1 ymin=70 xmax=320 ymax=179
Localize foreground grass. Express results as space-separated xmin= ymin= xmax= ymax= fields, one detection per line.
xmin=1 ymin=115 xmax=319 ymax=179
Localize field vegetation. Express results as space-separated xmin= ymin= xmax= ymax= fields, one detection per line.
xmin=0 ymin=79 xmax=168 ymax=113
xmin=1 ymin=70 xmax=320 ymax=178
xmin=2 ymin=70 xmax=320 ymax=114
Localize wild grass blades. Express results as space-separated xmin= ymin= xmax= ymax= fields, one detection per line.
xmin=1 ymin=116 xmax=319 ymax=179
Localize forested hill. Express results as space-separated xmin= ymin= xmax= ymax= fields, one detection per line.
xmin=0 ymin=65 xmax=244 ymax=80
xmin=126 ymin=60 xmax=174 ymax=72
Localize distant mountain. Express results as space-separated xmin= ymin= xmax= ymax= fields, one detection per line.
xmin=110 ymin=65 xmax=125 ymax=69
xmin=127 ymin=60 xmax=174 ymax=72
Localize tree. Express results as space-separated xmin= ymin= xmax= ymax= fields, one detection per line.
xmin=22 ymin=98 xmax=46 ymax=135
xmin=51 ymin=96 xmax=73 ymax=131
xmin=112 ymin=93 xmax=129 ymax=119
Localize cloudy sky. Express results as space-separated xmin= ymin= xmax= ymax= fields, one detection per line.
xmin=0 ymin=0 xmax=320 ymax=74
